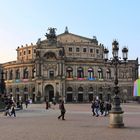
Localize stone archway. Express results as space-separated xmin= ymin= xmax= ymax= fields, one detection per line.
xmin=44 ymin=85 xmax=54 ymax=102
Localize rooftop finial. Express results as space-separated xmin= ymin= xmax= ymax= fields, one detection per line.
xmin=65 ymin=26 xmax=69 ymax=33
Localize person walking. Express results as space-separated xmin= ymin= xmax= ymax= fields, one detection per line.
xmin=58 ymin=100 xmax=66 ymax=120
xmin=100 ymin=100 xmax=105 ymax=115
xmin=5 ymin=103 xmax=11 ymax=116
xmin=91 ymin=100 xmax=95 ymax=116
xmin=94 ymin=99 xmax=100 ymax=117
xmin=25 ymin=100 xmax=29 ymax=108
xmin=46 ymin=100 xmax=49 ymax=110
xmin=104 ymin=101 xmax=112 ymax=116
xmin=10 ymin=103 xmax=16 ymax=117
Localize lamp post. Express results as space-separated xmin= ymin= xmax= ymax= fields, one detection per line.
xmin=104 ymin=40 xmax=128 ymax=128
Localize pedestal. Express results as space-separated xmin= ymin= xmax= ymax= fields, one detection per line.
xmin=109 ymin=111 xmax=124 ymax=128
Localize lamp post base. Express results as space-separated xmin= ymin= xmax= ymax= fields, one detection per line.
xmin=109 ymin=111 xmax=124 ymax=128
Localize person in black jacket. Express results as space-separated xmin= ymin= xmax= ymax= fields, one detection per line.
xmin=10 ymin=103 xmax=16 ymax=117
xmin=91 ymin=100 xmax=95 ymax=116
xmin=58 ymin=100 xmax=66 ymax=120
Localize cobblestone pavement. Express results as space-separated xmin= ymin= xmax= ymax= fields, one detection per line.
xmin=0 ymin=103 xmax=140 ymax=140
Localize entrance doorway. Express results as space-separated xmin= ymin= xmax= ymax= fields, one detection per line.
xmin=78 ymin=94 xmax=83 ymax=102
xmin=45 ymin=85 xmax=54 ymax=102
xmin=99 ymin=94 xmax=103 ymax=100
xmin=32 ymin=94 xmax=35 ymax=103
xmin=49 ymin=91 xmax=54 ymax=102
xmin=66 ymin=94 xmax=73 ymax=102
xmin=88 ymin=94 xmax=93 ymax=102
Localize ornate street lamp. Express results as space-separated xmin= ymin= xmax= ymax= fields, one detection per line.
xmin=104 ymin=40 xmax=128 ymax=128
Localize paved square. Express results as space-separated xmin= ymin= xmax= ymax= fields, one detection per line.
xmin=0 ymin=103 xmax=140 ymax=140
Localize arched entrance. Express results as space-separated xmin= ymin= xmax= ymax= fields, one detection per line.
xmin=66 ymin=94 xmax=73 ymax=102
xmin=78 ymin=87 xmax=83 ymax=102
xmin=45 ymin=85 xmax=54 ymax=102
xmin=88 ymin=94 xmax=93 ymax=102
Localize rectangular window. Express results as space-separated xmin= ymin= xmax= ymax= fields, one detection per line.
xmin=96 ymin=49 xmax=99 ymax=54
xmin=28 ymin=50 xmax=31 ymax=54
xmin=76 ymin=48 xmax=80 ymax=52
xmin=83 ymin=48 xmax=86 ymax=52
xmin=69 ymin=47 xmax=72 ymax=52
xmin=24 ymin=51 xmax=26 ymax=55
xmin=49 ymin=71 xmax=54 ymax=79
xmin=90 ymin=49 xmax=93 ymax=53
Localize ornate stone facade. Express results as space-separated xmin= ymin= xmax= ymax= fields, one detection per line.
xmin=1 ymin=27 xmax=139 ymax=103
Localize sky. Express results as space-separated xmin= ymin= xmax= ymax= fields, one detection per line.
xmin=0 ymin=0 xmax=140 ymax=63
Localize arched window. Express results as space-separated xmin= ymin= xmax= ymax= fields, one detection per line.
xmin=23 ymin=67 xmax=28 ymax=79
xmin=106 ymin=68 xmax=111 ymax=79
xmin=49 ymin=70 xmax=54 ymax=79
xmin=44 ymin=52 xmax=56 ymax=59
xmin=77 ymin=67 xmax=84 ymax=78
xmin=98 ymin=87 xmax=103 ymax=100
xmin=78 ymin=87 xmax=83 ymax=92
xmin=89 ymin=87 xmax=93 ymax=92
xmin=32 ymin=67 xmax=36 ymax=78
xmin=67 ymin=87 xmax=73 ymax=92
xmin=9 ymin=70 xmax=13 ymax=80
xmin=88 ymin=68 xmax=94 ymax=80
xmin=24 ymin=87 xmax=28 ymax=92
xmin=99 ymin=87 xmax=103 ymax=92
xmin=66 ymin=67 xmax=73 ymax=78
xmin=16 ymin=69 xmax=20 ymax=79
xmin=98 ymin=68 xmax=103 ymax=79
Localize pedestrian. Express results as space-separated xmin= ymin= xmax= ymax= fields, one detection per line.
xmin=58 ymin=100 xmax=66 ymax=120
xmin=46 ymin=100 xmax=49 ymax=110
xmin=94 ymin=99 xmax=100 ymax=117
xmin=5 ymin=104 xmax=11 ymax=116
xmin=100 ymin=100 xmax=105 ymax=115
xmin=104 ymin=101 xmax=112 ymax=116
xmin=20 ymin=100 xmax=23 ymax=109
xmin=25 ymin=100 xmax=29 ymax=108
xmin=52 ymin=97 xmax=56 ymax=105
xmin=10 ymin=103 xmax=16 ymax=117
xmin=91 ymin=100 xmax=95 ymax=116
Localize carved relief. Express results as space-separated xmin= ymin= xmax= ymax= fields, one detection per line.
xmin=43 ymin=64 xmax=57 ymax=70
xmin=44 ymin=52 xmax=56 ymax=60
xmin=119 ymin=68 xmax=130 ymax=78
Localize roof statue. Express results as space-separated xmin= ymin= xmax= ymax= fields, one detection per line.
xmin=92 ymin=35 xmax=98 ymax=45
xmin=36 ymin=38 xmax=41 ymax=45
xmin=45 ymin=27 xmax=57 ymax=41
xmin=64 ymin=26 xmax=69 ymax=33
